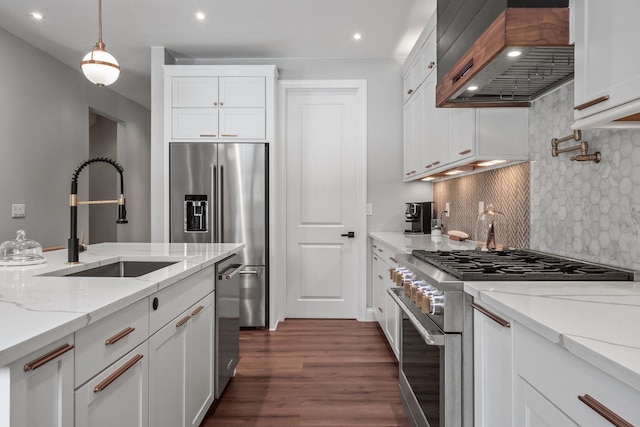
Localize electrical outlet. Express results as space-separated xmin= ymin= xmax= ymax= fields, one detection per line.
xmin=12 ymin=204 xmax=26 ymax=218
xmin=445 ymin=202 xmax=450 ymax=217
xmin=366 ymin=203 xmax=373 ymax=216
xmin=479 ymin=201 xmax=485 ymax=215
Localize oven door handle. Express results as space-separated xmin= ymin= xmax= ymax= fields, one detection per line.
xmin=388 ymin=288 xmax=444 ymax=346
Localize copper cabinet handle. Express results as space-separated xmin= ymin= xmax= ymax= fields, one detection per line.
xmin=191 ymin=305 xmax=205 ymax=316
xmin=378 ymin=275 xmax=384 ymax=280
xmin=219 ymin=101 xmax=224 ymax=106
xmin=432 ymin=161 xmax=441 ymax=166
xmin=213 ymin=102 xmax=218 ymax=106
xmin=377 ymin=307 xmax=383 ymax=313
xmin=389 ymin=257 xmax=398 ymax=264
xmin=407 ymin=89 xmax=414 ymax=95
xmin=459 ymin=149 xmax=472 ymax=156
xmin=221 ymin=134 xmax=238 ymax=137
xmin=378 ymin=248 xmax=383 ymax=253
xmin=575 ymin=95 xmax=610 ymax=111
xmin=428 ymin=61 xmax=436 ymax=69
xmin=373 ymin=255 xmax=379 ymax=261
xmin=578 ymin=394 xmax=633 ymax=427
xmin=372 ymin=244 xmax=378 ymax=249
xmin=24 ymin=343 xmax=75 ymax=371
xmin=405 ymin=170 xmax=417 ymax=176
xmin=199 ymin=134 xmax=217 ymax=137
xmin=93 ymin=354 xmax=144 ymax=393
xmin=471 ymin=303 xmax=511 ymax=328
xmin=425 ymin=164 xmax=433 ymax=169
xmin=176 ymin=315 xmax=191 ymax=327
xmin=105 ymin=327 xmax=135 ymax=346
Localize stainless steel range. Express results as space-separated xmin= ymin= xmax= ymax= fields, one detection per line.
xmin=388 ymin=248 xmax=637 ymax=427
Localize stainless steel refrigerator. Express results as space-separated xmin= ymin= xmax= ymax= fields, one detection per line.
xmin=170 ymin=142 xmax=268 ymax=328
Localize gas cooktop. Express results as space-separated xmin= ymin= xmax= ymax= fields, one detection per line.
xmin=411 ymin=249 xmax=637 ymax=281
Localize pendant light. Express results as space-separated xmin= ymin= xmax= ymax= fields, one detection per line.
xmin=80 ymin=0 xmax=120 ymax=87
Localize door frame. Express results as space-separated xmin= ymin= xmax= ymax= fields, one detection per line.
xmin=273 ymin=80 xmax=368 ymax=328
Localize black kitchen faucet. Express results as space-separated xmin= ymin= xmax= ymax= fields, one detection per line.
xmin=68 ymin=157 xmax=127 ymax=264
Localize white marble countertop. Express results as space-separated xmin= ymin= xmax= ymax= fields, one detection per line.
xmin=0 ymin=242 xmax=243 ymax=366
xmin=466 ymin=281 xmax=640 ymax=392
xmin=369 ymin=231 xmax=477 ymax=253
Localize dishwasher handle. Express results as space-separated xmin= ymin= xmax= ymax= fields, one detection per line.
xmin=218 ymin=263 xmax=244 ymax=280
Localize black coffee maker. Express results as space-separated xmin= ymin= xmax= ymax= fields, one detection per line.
xmin=404 ymin=202 xmax=433 ymax=234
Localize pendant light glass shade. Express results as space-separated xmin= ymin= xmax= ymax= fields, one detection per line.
xmin=80 ymin=0 xmax=120 ymax=87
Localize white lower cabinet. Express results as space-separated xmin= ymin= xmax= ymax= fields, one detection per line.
xmin=3 ymin=335 xmax=75 ymax=427
xmin=75 ymin=342 xmax=149 ymax=427
xmin=514 ymin=323 xmax=640 ymax=426
xmin=472 ymin=301 xmax=513 ymax=427
xmin=370 ymin=239 xmax=400 ymax=359
xmin=149 ymin=292 xmax=215 ymax=427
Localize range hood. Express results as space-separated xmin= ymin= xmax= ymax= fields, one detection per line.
xmin=436 ymin=5 xmax=572 ymax=107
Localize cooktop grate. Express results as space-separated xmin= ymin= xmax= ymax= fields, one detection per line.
xmin=411 ymin=249 xmax=636 ymax=281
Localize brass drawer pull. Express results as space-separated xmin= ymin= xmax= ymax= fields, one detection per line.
xmin=432 ymin=161 xmax=441 ymax=166
xmin=389 ymin=257 xmax=398 ymax=264
xmin=176 ymin=315 xmax=191 ymax=327
xmin=221 ymin=134 xmax=238 ymax=137
xmin=373 ymin=255 xmax=379 ymax=261
xmin=575 ymin=95 xmax=610 ymax=111
xmin=425 ymin=164 xmax=433 ymax=169
xmin=191 ymin=305 xmax=205 ymax=316
xmin=407 ymin=89 xmax=413 ymax=95
xmin=405 ymin=170 xmax=417 ymax=176
xmin=93 ymin=354 xmax=144 ymax=393
xmin=458 ymin=149 xmax=472 ymax=156
xmin=24 ymin=343 xmax=75 ymax=371
xmin=578 ymin=394 xmax=633 ymax=427
xmin=378 ymin=248 xmax=383 ymax=253
xmin=471 ymin=303 xmax=510 ymax=328
xmin=372 ymin=244 xmax=378 ymax=249
xmin=377 ymin=275 xmax=384 ymax=280
xmin=105 ymin=327 xmax=135 ymax=346
xmin=377 ymin=306 xmax=383 ymax=313
xmin=199 ymin=134 xmax=217 ymax=137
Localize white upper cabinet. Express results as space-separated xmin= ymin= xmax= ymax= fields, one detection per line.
xmin=165 ymin=66 xmax=277 ymax=142
xmin=573 ymin=0 xmax=640 ymax=128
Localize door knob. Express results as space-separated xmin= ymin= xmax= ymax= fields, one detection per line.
xmin=341 ymin=232 xmax=355 ymax=238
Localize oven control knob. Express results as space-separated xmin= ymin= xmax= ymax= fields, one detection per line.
xmin=430 ymin=295 xmax=444 ymax=315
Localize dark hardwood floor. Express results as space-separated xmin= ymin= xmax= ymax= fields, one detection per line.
xmin=201 ymin=319 xmax=410 ymax=427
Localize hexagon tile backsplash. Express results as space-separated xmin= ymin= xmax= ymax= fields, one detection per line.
xmin=529 ymin=82 xmax=640 ymax=270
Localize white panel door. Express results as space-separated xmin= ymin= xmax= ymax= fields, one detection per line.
xmin=285 ymin=87 xmax=362 ymax=318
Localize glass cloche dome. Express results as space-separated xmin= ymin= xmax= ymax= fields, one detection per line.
xmin=0 ymin=230 xmax=45 ymax=266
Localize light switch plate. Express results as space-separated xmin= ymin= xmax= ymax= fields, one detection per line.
xmin=12 ymin=204 xmax=26 ymax=218
xmin=366 ymin=203 xmax=373 ymax=216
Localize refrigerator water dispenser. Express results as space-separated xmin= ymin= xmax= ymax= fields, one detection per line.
xmin=184 ymin=195 xmax=208 ymax=232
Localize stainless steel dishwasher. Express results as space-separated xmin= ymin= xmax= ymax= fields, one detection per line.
xmin=215 ymin=256 xmax=243 ymax=398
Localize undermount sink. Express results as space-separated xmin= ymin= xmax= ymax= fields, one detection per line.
xmin=60 ymin=261 xmax=178 ymax=278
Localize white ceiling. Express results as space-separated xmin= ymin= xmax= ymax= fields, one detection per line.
xmin=0 ymin=0 xmax=436 ymax=109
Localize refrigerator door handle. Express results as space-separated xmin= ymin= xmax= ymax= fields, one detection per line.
xmin=220 ymin=164 xmax=224 ymax=242
xmin=239 ymin=269 xmax=260 ymax=275
xmin=212 ymin=164 xmax=218 ymax=243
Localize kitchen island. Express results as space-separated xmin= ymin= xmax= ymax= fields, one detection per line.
xmin=0 ymin=242 xmax=243 ymax=427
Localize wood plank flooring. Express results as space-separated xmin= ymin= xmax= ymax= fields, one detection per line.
xmin=201 ymin=319 xmax=410 ymax=427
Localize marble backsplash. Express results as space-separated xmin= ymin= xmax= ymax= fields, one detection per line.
xmin=529 ymin=83 xmax=640 ymax=270
xmin=434 ymin=162 xmax=530 ymax=249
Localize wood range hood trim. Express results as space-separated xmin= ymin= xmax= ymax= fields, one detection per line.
xmin=436 ymin=8 xmax=571 ymax=108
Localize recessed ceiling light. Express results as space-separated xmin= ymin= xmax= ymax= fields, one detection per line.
xmin=353 ymin=33 xmax=362 ymax=40
xmin=467 ymin=85 xmax=479 ymax=91
xmin=507 ymin=50 xmax=522 ymax=58
xmin=30 ymin=12 xmax=45 ymax=20
xmin=195 ymin=12 xmax=206 ymax=20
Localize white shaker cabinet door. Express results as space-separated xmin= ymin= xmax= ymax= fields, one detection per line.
xmin=172 ymin=77 xmax=219 ymax=107
xmin=218 ymin=108 xmax=266 ymax=140
xmin=515 ymin=377 xmax=578 ymax=427
xmin=75 ymin=342 xmax=149 ymax=427
xmin=219 ymin=76 xmax=266 ymax=108
xmin=5 ymin=336 xmax=74 ymax=427
xmin=171 ymin=109 xmax=219 ymax=140
xmin=185 ymin=293 xmax=215 ymax=427
xmin=573 ymin=0 xmax=640 ymax=124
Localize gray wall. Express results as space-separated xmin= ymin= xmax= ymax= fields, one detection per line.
xmin=529 ymin=82 xmax=640 ymax=270
xmin=0 ymin=26 xmax=151 ymax=248
xmin=170 ymin=57 xmax=433 ymax=234
xmin=89 ymin=114 xmax=118 ymax=244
